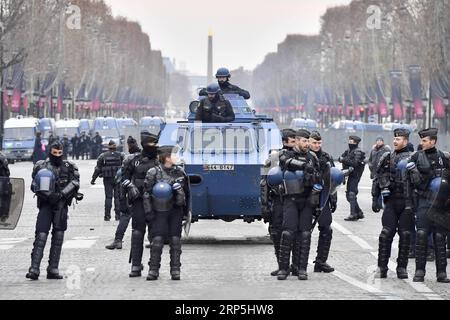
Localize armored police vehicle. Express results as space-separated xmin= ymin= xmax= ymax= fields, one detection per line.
xmin=158 ymin=94 xmax=282 ymax=223
xmin=3 ymin=116 xmax=39 ymax=162
xmin=94 ymin=117 xmax=124 ymax=152
xmin=55 ymin=119 xmax=81 ymax=139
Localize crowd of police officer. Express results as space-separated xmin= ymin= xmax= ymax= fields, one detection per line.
xmin=262 ymin=126 xmax=450 ymax=283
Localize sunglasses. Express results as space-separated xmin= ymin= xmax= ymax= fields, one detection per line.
xmin=51 ymin=150 xmax=64 ymax=157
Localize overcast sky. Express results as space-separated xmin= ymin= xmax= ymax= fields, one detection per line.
xmin=103 ymin=0 xmax=352 ymax=75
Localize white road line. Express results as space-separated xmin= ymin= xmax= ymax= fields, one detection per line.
xmin=332 ymin=270 xmax=383 ymax=294
xmin=0 ymin=245 xmax=14 ymax=250
xmin=89 ymin=185 xmax=104 ymax=189
xmin=369 ymin=251 xmax=443 ymax=300
xmin=348 ymin=235 xmax=374 ymax=250
xmin=0 ymin=238 xmax=27 ymax=244
xmin=63 ymin=239 xmax=98 ymax=249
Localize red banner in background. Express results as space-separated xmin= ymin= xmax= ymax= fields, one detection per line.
xmin=11 ymin=89 xmax=21 ymax=112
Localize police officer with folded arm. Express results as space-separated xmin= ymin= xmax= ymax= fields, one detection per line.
xmin=121 ymin=131 xmax=160 ymax=278
xmin=278 ymin=129 xmax=322 ymax=281
xmin=374 ymin=129 xmax=414 ymax=279
xmin=143 ymin=146 xmax=190 ymax=281
xmin=26 ymin=141 xmax=82 ymax=281
xmin=91 ymin=140 xmax=125 ymax=221
xmin=406 ymin=128 xmax=450 ymax=283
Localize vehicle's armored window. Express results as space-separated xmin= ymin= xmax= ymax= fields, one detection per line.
xmin=188 ymin=127 xmax=255 ymax=154
xmin=4 ymin=128 xmax=35 ymax=141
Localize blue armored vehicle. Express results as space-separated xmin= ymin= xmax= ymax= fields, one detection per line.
xmin=158 ymin=94 xmax=282 ymax=223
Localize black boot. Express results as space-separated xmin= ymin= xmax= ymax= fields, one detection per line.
xmin=298 ymin=231 xmax=312 ymax=281
xmin=375 ymin=228 xmax=392 ymax=279
xmin=170 ymin=237 xmax=182 ymax=281
xmin=291 ymin=234 xmax=300 ymax=277
xmin=314 ymin=228 xmax=335 ymax=273
xmin=105 ymin=240 xmax=123 ymax=250
xmin=434 ymin=233 xmax=450 ymax=283
xmin=396 ymin=231 xmax=410 ymax=279
xmin=345 ymin=192 xmax=359 ymax=221
xmin=277 ymin=231 xmax=293 ymax=281
xmin=26 ymin=233 xmax=48 ymax=280
xmin=47 ymin=231 xmax=65 ymax=280
xmin=270 ymin=231 xmax=281 ymax=276
xmin=129 ymin=230 xmax=144 ymax=278
xmin=147 ymin=236 xmax=164 ymax=281
xmin=413 ymin=230 xmax=428 ymax=282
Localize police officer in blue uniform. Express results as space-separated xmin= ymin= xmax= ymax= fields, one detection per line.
xmin=144 ymin=146 xmax=190 ymax=281
xmin=309 ymin=131 xmax=337 ymax=273
xmin=340 ymin=136 xmax=366 ymax=221
xmin=195 ymin=83 xmax=236 ymax=123
xmin=374 ymin=129 xmax=414 ymax=279
xmin=261 ymin=129 xmax=296 ymax=277
xmin=26 ymin=141 xmax=81 ymax=281
xmin=199 ymin=68 xmax=251 ymax=99
xmin=91 ymin=140 xmax=125 ymax=221
xmin=278 ymin=129 xmax=322 ymax=281
xmin=407 ymin=128 xmax=450 ymax=283
xmin=121 ymin=131 xmax=160 ymax=278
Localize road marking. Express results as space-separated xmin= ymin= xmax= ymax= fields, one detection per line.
xmin=0 ymin=238 xmax=28 ymax=250
xmin=90 ymin=185 xmax=104 ymax=189
xmin=63 ymin=237 xmax=99 ymax=249
xmin=369 ymin=252 xmax=443 ymax=300
xmin=334 ymin=221 xmax=442 ymax=300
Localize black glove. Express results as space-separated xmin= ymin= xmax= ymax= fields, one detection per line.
xmin=261 ymin=205 xmax=271 ymax=222
xmin=211 ymin=114 xmax=224 ymax=122
xmin=372 ymin=198 xmax=381 ymax=213
xmin=330 ymin=201 xmax=337 ymax=213
xmin=91 ymin=179 xmax=96 ymax=185
xmin=313 ymin=208 xmax=322 ymax=219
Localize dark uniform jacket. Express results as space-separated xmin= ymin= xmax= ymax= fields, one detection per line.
xmin=93 ymin=150 xmax=125 ymax=180
xmin=195 ymin=96 xmax=236 ymax=123
xmin=121 ymin=152 xmax=159 ymax=198
xmin=341 ymin=147 xmax=366 ymax=178
xmin=199 ymin=82 xmax=251 ymax=100
xmin=369 ymin=145 xmax=391 ymax=179
xmin=32 ymin=159 xmax=80 ymax=206
xmin=376 ymin=147 xmax=411 ymax=197
xmin=0 ymin=153 xmax=10 ymax=177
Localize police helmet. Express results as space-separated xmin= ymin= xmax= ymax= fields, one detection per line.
xmin=152 ymin=182 xmax=173 ymax=200
xmin=267 ymin=167 xmax=283 ymax=188
xmin=206 ymin=83 xmax=221 ymax=95
xmin=216 ymin=68 xmax=231 ymax=78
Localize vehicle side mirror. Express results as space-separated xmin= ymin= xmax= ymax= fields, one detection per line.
xmin=189 ymin=101 xmax=200 ymax=114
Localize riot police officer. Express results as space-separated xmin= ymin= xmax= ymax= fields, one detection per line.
xmin=261 ymin=129 xmax=296 ymax=277
xmin=92 ymin=132 xmax=103 ymax=159
xmin=369 ymin=137 xmax=391 ymax=213
xmin=278 ymin=129 xmax=322 ymax=281
xmin=144 ymin=146 xmax=190 ymax=281
xmin=374 ymin=129 xmax=413 ymax=279
xmin=309 ymin=131 xmax=337 ymax=273
xmin=199 ymin=68 xmax=251 ymax=99
xmin=407 ymin=128 xmax=450 ymax=283
xmin=91 ymin=140 xmax=125 ymax=221
xmin=195 ymin=83 xmax=236 ymax=123
xmin=121 ymin=131 xmax=159 ymax=278
xmin=26 ymin=141 xmax=81 ymax=281
xmin=105 ymin=138 xmax=142 ymax=250
xmin=339 ymin=136 xmax=366 ymax=221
